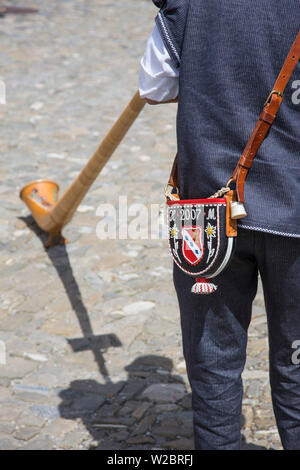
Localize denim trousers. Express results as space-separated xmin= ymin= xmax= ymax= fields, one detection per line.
xmin=173 ymin=228 xmax=300 ymax=450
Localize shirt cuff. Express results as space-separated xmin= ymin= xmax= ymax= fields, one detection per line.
xmin=139 ymin=24 xmax=179 ymax=102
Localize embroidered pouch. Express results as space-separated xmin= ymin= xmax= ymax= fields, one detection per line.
xmin=167 ymin=193 xmax=237 ymax=294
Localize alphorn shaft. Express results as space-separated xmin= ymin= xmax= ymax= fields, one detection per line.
xmin=20 ymin=91 xmax=146 ymax=244
xmin=51 ymin=91 xmax=146 ymax=227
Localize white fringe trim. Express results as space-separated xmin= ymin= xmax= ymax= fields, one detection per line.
xmin=191 ymin=282 xmax=218 ymax=295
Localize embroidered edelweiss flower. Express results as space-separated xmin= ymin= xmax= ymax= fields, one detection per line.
xmin=205 ymin=223 xmax=216 ymax=238
xmin=169 ymin=225 xmax=179 ymax=238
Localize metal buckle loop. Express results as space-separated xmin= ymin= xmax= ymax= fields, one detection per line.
xmin=264 ymin=89 xmax=284 ymax=107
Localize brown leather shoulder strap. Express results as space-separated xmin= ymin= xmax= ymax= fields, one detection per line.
xmin=168 ymin=153 xmax=179 ymax=188
xmin=232 ymin=29 xmax=300 ymax=203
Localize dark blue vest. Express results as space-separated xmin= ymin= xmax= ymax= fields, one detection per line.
xmin=154 ymin=0 xmax=300 ymax=236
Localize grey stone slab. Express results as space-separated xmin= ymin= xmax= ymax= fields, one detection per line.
xmin=14 ymin=426 xmax=40 ymax=442
xmin=71 ymin=395 xmax=106 ymax=413
xmin=152 ymin=425 xmax=181 ymax=439
xmin=127 ymin=435 xmax=155 ymax=445
xmin=12 ymin=384 xmax=51 ymax=394
xmin=22 ymin=437 xmax=56 ymax=451
xmin=132 ymin=415 xmax=155 ymax=436
xmin=0 ymin=437 xmax=20 ymax=450
xmin=131 ymin=402 xmax=151 ymax=421
xmin=29 ymin=405 xmax=60 ymax=421
xmin=141 ymin=384 xmax=186 ymax=404
xmin=164 ymin=438 xmax=194 ymax=450
xmin=117 ymin=380 xmax=145 ymax=403
xmin=0 ymin=358 xmax=37 ymax=379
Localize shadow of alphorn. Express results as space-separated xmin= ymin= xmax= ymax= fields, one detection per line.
xmin=20 ymin=92 xmax=146 ymax=247
xmin=20 ymin=215 xmax=122 ymax=383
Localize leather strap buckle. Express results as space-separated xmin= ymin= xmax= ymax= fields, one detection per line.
xmin=264 ymin=89 xmax=284 ymax=107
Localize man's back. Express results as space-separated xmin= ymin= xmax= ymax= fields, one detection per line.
xmin=157 ymin=0 xmax=300 ymax=236
xmin=142 ymin=0 xmax=300 ymax=451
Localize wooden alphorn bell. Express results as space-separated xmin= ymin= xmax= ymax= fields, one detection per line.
xmin=20 ymin=91 xmax=146 ymax=247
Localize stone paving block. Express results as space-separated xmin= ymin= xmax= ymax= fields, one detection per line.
xmin=14 ymin=426 xmax=40 ymax=442
xmin=141 ymin=383 xmax=186 ymax=403
xmin=127 ymin=435 xmax=155 ymax=445
xmin=152 ymin=425 xmax=181 ymax=439
xmin=0 ymin=357 xmax=38 ymax=379
xmin=0 ymin=422 xmax=16 ymax=435
xmin=70 ymin=395 xmax=106 ymax=415
xmin=29 ymin=405 xmax=60 ymax=422
xmin=113 ymin=430 xmax=130 ymax=442
xmin=117 ymin=380 xmax=145 ymax=403
xmin=22 ymin=437 xmax=56 ymax=451
xmin=131 ymin=402 xmax=151 ymax=421
xmin=118 ymin=400 xmax=140 ymax=418
xmin=0 ymin=436 xmax=20 ymax=450
xmin=164 ymin=438 xmax=194 ymax=450
xmin=132 ymin=415 xmax=155 ymax=436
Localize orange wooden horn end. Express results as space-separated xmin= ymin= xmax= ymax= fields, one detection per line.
xmin=19 ymin=180 xmax=67 ymax=247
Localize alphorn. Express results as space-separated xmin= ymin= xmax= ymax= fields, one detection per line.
xmin=20 ymin=91 xmax=146 ymax=247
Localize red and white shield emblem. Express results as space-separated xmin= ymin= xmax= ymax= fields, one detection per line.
xmin=181 ymin=226 xmax=204 ymax=265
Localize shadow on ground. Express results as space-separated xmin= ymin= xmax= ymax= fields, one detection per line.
xmin=58 ymin=354 xmax=269 ymax=451
xmin=21 ymin=215 xmax=269 ymax=451
xmin=58 ymin=354 xmax=193 ymax=450
xmin=20 ymin=215 xmax=122 ymax=382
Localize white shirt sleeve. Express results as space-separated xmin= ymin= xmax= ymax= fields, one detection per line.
xmin=139 ymin=24 xmax=179 ymax=102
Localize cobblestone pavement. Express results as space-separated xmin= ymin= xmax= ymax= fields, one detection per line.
xmin=0 ymin=0 xmax=282 ymax=450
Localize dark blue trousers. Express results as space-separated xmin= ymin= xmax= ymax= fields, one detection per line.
xmin=174 ymin=228 xmax=300 ymax=450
